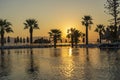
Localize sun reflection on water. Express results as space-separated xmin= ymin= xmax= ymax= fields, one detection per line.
xmin=69 ymin=48 xmax=72 ymax=57
xmin=63 ymin=63 xmax=74 ymax=78
xmin=0 ymin=48 xmax=119 ymax=80
xmin=59 ymin=47 xmax=75 ymax=78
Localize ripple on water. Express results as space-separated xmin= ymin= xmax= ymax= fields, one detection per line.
xmin=0 ymin=48 xmax=120 ymax=80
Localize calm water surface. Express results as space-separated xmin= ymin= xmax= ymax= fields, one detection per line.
xmin=0 ymin=48 xmax=120 ymax=80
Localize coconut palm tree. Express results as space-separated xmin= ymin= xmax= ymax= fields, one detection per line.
xmin=82 ymin=15 xmax=93 ymax=45
xmin=0 ymin=19 xmax=13 ymax=46
xmin=95 ymin=24 xmax=105 ymax=43
xmin=48 ymin=29 xmax=62 ymax=48
xmin=24 ymin=19 xmax=39 ymax=44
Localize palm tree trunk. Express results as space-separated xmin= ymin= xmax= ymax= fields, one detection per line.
xmin=86 ymin=26 xmax=88 ymax=45
xmin=30 ymin=28 xmax=33 ymax=44
xmin=54 ymin=35 xmax=57 ymax=48
xmin=1 ymin=33 xmax=4 ymax=46
xmin=99 ymin=31 xmax=102 ymax=44
xmin=71 ymin=35 xmax=74 ymax=48
xmin=75 ymin=42 xmax=77 ymax=48
xmin=30 ymin=32 xmax=33 ymax=44
xmin=54 ymin=42 xmax=56 ymax=48
xmin=75 ymin=38 xmax=77 ymax=48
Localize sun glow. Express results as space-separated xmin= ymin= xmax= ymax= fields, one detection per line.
xmin=61 ymin=25 xmax=77 ymax=38
xmin=61 ymin=27 xmax=70 ymax=38
xmin=69 ymin=48 xmax=72 ymax=57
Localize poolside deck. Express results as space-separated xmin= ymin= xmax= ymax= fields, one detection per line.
xmin=1 ymin=43 xmax=120 ymax=49
xmin=0 ymin=44 xmax=52 ymax=49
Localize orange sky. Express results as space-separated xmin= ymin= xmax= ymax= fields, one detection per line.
xmin=0 ymin=0 xmax=111 ymax=42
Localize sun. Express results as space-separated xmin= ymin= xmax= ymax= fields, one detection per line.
xmin=61 ymin=26 xmax=72 ymax=38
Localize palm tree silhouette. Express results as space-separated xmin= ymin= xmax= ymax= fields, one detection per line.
xmin=95 ymin=24 xmax=105 ymax=43
xmin=82 ymin=16 xmax=93 ymax=45
xmin=67 ymin=28 xmax=83 ymax=48
xmin=0 ymin=19 xmax=13 ymax=46
xmin=74 ymin=30 xmax=82 ymax=48
xmin=24 ymin=19 xmax=39 ymax=44
xmin=48 ymin=29 xmax=62 ymax=48
xmin=67 ymin=28 xmax=75 ymax=48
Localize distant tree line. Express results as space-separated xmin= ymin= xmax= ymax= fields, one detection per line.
xmin=95 ymin=25 xmax=120 ymax=43
xmin=34 ymin=37 xmax=50 ymax=44
xmin=14 ymin=36 xmax=29 ymax=44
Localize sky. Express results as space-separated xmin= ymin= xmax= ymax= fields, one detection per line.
xmin=0 ymin=0 xmax=111 ymax=42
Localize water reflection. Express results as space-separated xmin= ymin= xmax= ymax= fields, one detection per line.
xmin=82 ymin=48 xmax=92 ymax=80
xmin=68 ymin=48 xmax=72 ymax=57
xmin=0 ymin=48 xmax=120 ymax=80
xmin=68 ymin=48 xmax=79 ymax=57
xmin=86 ymin=48 xmax=89 ymax=61
xmin=0 ymin=49 xmax=11 ymax=79
xmin=99 ymin=49 xmax=120 ymax=80
xmin=26 ymin=49 xmax=40 ymax=79
xmin=51 ymin=48 xmax=80 ymax=79
xmin=50 ymin=48 xmax=61 ymax=57
xmin=106 ymin=50 xmax=120 ymax=80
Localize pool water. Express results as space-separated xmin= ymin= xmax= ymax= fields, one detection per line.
xmin=0 ymin=48 xmax=120 ymax=80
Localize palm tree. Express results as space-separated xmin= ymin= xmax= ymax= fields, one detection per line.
xmin=74 ymin=30 xmax=82 ymax=48
xmin=24 ymin=19 xmax=39 ymax=44
xmin=67 ymin=28 xmax=75 ymax=48
xmin=82 ymin=15 xmax=93 ymax=45
xmin=0 ymin=19 xmax=13 ymax=46
xmin=95 ymin=24 xmax=105 ymax=43
xmin=67 ymin=28 xmax=83 ymax=48
xmin=48 ymin=29 xmax=62 ymax=48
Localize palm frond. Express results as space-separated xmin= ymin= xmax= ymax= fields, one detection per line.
xmin=48 ymin=29 xmax=62 ymax=40
xmin=33 ymin=24 xmax=39 ymax=29
xmin=24 ymin=23 xmax=29 ymax=29
xmin=24 ymin=19 xmax=39 ymax=29
xmin=6 ymin=27 xmax=13 ymax=33
xmin=95 ymin=24 xmax=105 ymax=33
xmin=0 ymin=19 xmax=13 ymax=33
xmin=95 ymin=28 xmax=99 ymax=32
xmin=81 ymin=15 xmax=93 ymax=29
